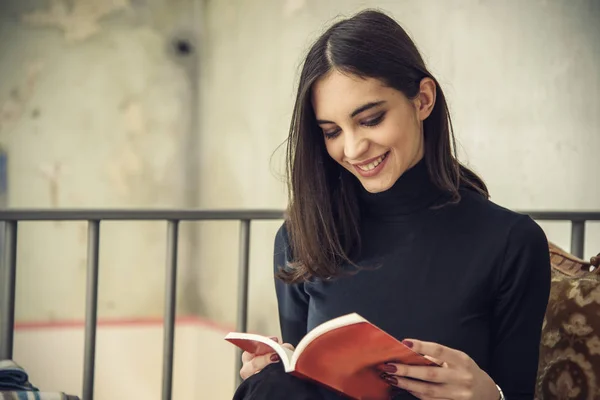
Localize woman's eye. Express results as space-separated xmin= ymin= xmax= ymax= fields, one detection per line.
xmin=362 ymin=112 xmax=386 ymax=127
xmin=324 ymin=129 xmax=341 ymax=139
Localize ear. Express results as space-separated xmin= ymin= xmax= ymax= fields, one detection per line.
xmin=415 ymin=77 xmax=436 ymax=121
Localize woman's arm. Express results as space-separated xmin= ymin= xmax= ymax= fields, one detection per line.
xmin=489 ymin=215 xmax=551 ymax=397
xmin=273 ymin=224 xmax=309 ymax=347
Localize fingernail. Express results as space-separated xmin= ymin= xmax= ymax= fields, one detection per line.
xmin=384 ymin=375 xmax=397 ymax=385
xmin=379 ymin=364 xmax=397 ymax=373
xmin=402 ymin=340 xmax=414 ymax=348
xmin=270 ymin=354 xmax=279 ymax=362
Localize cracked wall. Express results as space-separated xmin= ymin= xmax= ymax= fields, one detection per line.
xmin=0 ymin=0 xmax=201 ymax=323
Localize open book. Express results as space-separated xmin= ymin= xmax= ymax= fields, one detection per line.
xmin=225 ymin=313 xmax=439 ymax=400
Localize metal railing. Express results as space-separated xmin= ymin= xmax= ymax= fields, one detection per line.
xmin=0 ymin=209 xmax=599 ymax=400
xmin=0 ymin=209 xmax=284 ymax=400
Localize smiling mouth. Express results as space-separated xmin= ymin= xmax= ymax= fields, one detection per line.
xmin=356 ymin=152 xmax=389 ymax=172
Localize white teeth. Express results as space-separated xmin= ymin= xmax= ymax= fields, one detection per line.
xmin=357 ymin=153 xmax=387 ymax=171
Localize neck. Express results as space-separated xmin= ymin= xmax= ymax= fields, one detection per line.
xmin=357 ymin=158 xmax=446 ymax=218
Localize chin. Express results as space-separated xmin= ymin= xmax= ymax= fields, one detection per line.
xmin=360 ymin=179 xmax=395 ymax=194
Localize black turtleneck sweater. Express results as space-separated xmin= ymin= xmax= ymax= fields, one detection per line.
xmin=273 ymin=160 xmax=551 ymax=399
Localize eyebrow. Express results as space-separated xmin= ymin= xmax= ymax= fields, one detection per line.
xmin=316 ymin=100 xmax=386 ymax=125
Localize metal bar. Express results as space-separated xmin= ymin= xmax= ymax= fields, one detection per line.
xmin=1 ymin=209 xmax=600 ymax=222
xmin=0 ymin=209 xmax=285 ymax=221
xmin=162 ymin=220 xmax=179 ymax=400
xmin=235 ymin=219 xmax=251 ymax=387
xmin=0 ymin=221 xmax=17 ymax=360
xmin=570 ymin=220 xmax=585 ymax=259
xmin=524 ymin=211 xmax=600 ymax=221
xmin=83 ymin=220 xmax=100 ymax=400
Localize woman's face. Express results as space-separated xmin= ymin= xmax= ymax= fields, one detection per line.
xmin=311 ymin=70 xmax=436 ymax=193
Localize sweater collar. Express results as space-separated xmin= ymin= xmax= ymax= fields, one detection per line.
xmin=357 ymin=158 xmax=446 ymax=217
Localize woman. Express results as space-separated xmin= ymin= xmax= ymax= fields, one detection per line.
xmin=235 ymin=9 xmax=550 ymax=400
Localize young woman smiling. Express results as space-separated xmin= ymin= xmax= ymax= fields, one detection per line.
xmin=234 ymin=9 xmax=550 ymax=400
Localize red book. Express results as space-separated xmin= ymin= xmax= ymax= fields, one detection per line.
xmin=225 ymin=313 xmax=438 ymax=400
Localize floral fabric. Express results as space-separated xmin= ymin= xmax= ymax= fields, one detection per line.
xmin=535 ymin=243 xmax=600 ymax=400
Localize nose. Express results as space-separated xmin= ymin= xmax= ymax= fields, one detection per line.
xmin=343 ymin=131 xmax=369 ymax=162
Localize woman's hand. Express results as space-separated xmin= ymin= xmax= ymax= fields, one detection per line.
xmin=239 ymin=337 xmax=295 ymax=380
xmin=378 ymin=339 xmax=499 ymax=400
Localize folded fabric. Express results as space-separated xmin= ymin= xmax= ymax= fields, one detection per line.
xmin=0 ymin=392 xmax=79 ymax=400
xmin=0 ymin=361 xmax=37 ymax=392
xmin=0 ymin=361 xmax=80 ymax=399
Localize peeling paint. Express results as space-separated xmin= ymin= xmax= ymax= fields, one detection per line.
xmin=39 ymin=161 xmax=62 ymax=208
xmin=105 ymin=100 xmax=150 ymax=197
xmin=22 ymin=0 xmax=130 ymax=43
xmin=0 ymin=62 xmax=44 ymax=137
xmin=1 ymin=0 xmax=195 ymax=325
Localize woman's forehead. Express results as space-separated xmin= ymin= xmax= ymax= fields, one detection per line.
xmin=312 ymin=71 xmax=393 ymax=119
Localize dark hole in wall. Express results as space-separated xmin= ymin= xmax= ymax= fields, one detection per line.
xmin=174 ymin=39 xmax=193 ymax=56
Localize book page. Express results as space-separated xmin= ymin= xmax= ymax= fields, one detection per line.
xmin=224 ymin=333 xmax=293 ymax=371
xmin=292 ymin=313 xmax=366 ymax=367
xmin=290 ymin=316 xmax=438 ymax=400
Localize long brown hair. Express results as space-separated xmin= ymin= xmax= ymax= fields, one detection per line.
xmin=279 ymin=9 xmax=488 ymax=283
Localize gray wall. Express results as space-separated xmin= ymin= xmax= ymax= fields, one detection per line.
xmin=0 ymin=0 xmax=203 ymax=322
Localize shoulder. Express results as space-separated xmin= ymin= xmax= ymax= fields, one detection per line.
xmin=459 ymin=191 xmax=550 ymax=275
xmin=456 ymin=189 xmax=543 ymax=236
xmin=502 ymin=213 xmax=550 ymax=273
xmin=505 ymin=213 xmax=548 ymax=251
xmin=448 ymin=189 xmax=549 ymax=261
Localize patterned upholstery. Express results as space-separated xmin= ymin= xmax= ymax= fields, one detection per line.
xmin=535 ymin=243 xmax=600 ymax=400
